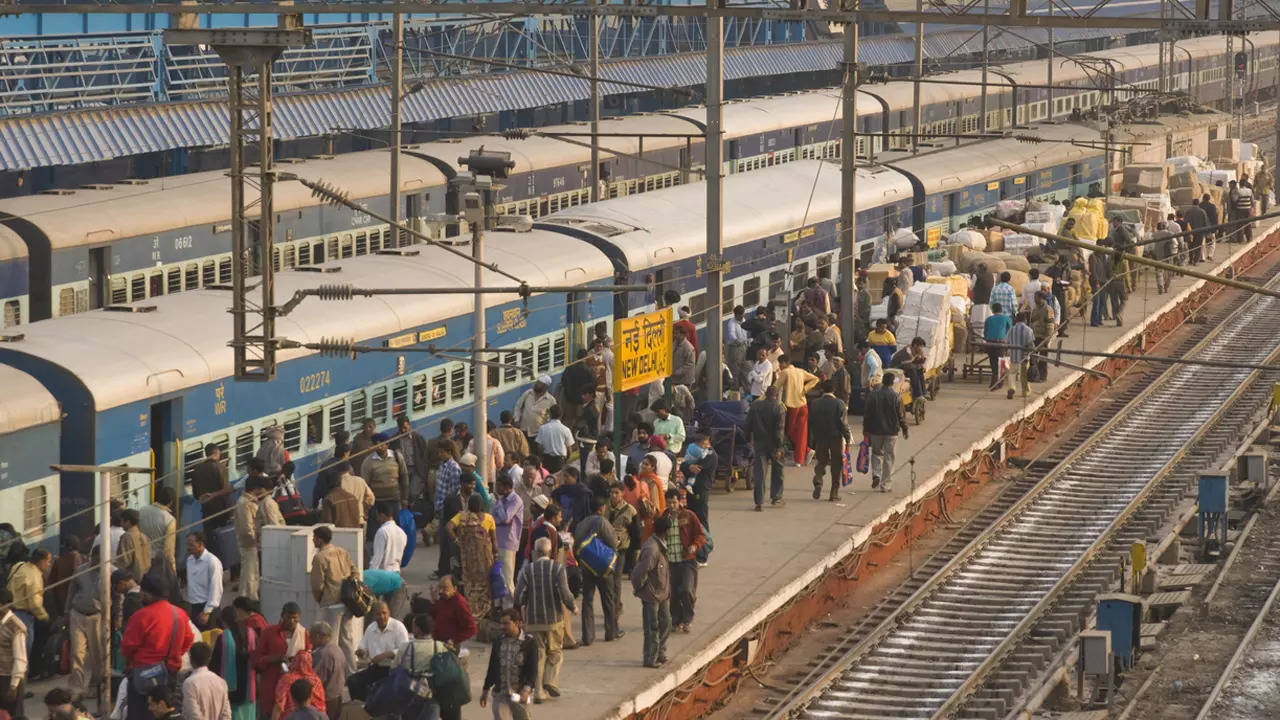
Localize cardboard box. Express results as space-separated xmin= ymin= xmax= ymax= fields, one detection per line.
xmin=1170 ymin=186 xmax=1198 ymax=207
xmin=867 ymin=263 xmax=896 ymax=304
xmin=1209 ymin=138 xmax=1241 ymax=163
xmin=1168 ymin=170 xmax=1198 ymax=190
xmin=1122 ymin=164 xmax=1167 ymax=194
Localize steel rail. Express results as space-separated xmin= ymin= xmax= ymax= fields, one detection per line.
xmin=765 ymin=265 xmax=1280 ymax=720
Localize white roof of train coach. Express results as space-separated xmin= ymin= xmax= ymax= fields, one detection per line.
xmin=539 ymin=159 xmax=913 ymax=273
xmin=0 ymin=152 xmax=447 ymax=253
xmin=885 ymin=123 xmax=1094 ymax=194
xmin=0 ymin=230 xmax=613 ymax=412
xmin=0 ymin=366 xmax=60 ymax=434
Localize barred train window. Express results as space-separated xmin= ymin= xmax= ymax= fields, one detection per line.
xmin=284 ymin=415 xmax=302 ymax=453
xmin=235 ymin=427 xmax=254 ymax=475
xmin=412 ymin=375 xmax=429 ymax=413
xmin=328 ymin=402 xmax=346 ymax=441
xmin=23 ymin=486 xmax=46 ymax=537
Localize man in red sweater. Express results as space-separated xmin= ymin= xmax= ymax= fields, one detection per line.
xmin=120 ymin=572 xmax=194 ymax=720
xmin=429 ymin=576 xmax=477 ymax=648
xmin=251 ymin=602 xmax=310 ymax=717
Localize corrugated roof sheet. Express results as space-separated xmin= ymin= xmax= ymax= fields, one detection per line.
xmin=0 ymin=26 xmax=1142 ymax=171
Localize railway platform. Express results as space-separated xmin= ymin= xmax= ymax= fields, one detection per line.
xmin=379 ymin=223 xmax=1280 ymax=720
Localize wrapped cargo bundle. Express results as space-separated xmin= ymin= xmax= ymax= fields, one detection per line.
xmin=956 ymin=250 xmax=1007 ymax=274
xmin=1002 ymin=233 xmax=1045 ymax=256
xmin=895 ymin=283 xmax=953 ymax=372
xmin=995 ymin=199 xmax=1026 ymax=219
xmin=889 ymin=227 xmax=921 ymax=251
xmin=949 ymin=228 xmax=987 ymax=251
xmin=992 ymin=253 xmax=1031 ymax=273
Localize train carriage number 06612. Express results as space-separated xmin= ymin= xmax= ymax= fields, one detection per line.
xmin=300 ymin=370 xmax=331 ymax=394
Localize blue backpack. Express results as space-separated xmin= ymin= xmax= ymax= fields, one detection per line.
xmin=696 ymin=521 xmax=714 ymax=565
xmin=398 ymin=507 xmax=418 ymax=567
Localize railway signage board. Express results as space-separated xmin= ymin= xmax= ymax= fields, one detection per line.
xmin=614 ymin=307 xmax=673 ymax=392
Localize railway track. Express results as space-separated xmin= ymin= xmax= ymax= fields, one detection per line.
xmin=1185 ymin=502 xmax=1280 ymax=719
xmin=759 ymin=267 xmax=1280 ymax=720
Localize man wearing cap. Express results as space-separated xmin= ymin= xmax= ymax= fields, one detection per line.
xmin=359 ymin=433 xmax=409 ymax=509
xmin=514 ymin=378 xmax=558 ymax=443
xmin=458 ymin=453 xmax=492 ymax=508
xmin=256 ymin=426 xmax=287 ymax=478
xmin=121 ymin=572 xmax=195 ymax=720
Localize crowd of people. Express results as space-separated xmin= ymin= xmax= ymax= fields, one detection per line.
xmin=0 ymin=174 xmax=1262 ymax=720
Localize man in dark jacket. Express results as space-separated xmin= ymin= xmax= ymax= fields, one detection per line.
xmin=1087 ymin=247 xmax=1112 ymax=327
xmin=663 ymin=489 xmax=706 ymax=634
xmin=481 ymin=610 xmax=539 ymax=718
xmin=630 ymin=514 xmax=671 ymax=668
xmin=1184 ymin=199 xmax=1209 ymax=264
xmin=394 ymin=414 xmax=430 ymax=502
xmin=745 ymin=386 xmax=786 ymax=511
xmin=560 ymin=349 xmax=598 ymax=432
xmin=862 ymin=374 xmax=908 ymax=493
xmin=572 ymin=496 xmax=620 ymax=646
xmin=514 ymin=537 xmax=574 ymax=700
xmin=808 ymin=380 xmax=851 ymax=502
xmin=1200 ymin=193 xmax=1219 ymax=261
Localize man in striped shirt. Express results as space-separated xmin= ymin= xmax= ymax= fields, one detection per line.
xmin=989 ymin=271 xmax=1018 ymax=319
xmin=1005 ymin=312 xmax=1036 ymax=400
xmin=514 ymin=538 xmax=575 ymax=703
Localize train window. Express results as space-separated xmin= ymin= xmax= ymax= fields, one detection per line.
xmin=185 ymin=264 xmax=199 ymax=290
xmin=431 ymin=369 xmax=447 ymax=408
xmin=282 ymin=245 xmax=296 ymax=269
xmin=314 ymin=242 xmax=325 ymax=263
xmin=328 ymin=401 xmax=346 ymax=441
xmin=218 ymin=259 xmax=231 ymax=284
xmin=487 ymin=364 xmax=500 ymax=390
xmin=22 ymin=486 xmax=46 ymax=537
xmin=412 ymin=374 xmax=429 ymax=413
xmin=2 ymin=301 xmax=18 ymax=328
xmin=341 ymin=235 xmax=354 ymax=259
xmin=791 ymin=262 xmax=809 ymax=293
xmin=213 ymin=435 xmax=230 ymax=464
xmin=817 ymin=254 xmax=832 ymax=280
xmin=371 ymin=229 xmax=384 ymax=252
xmin=58 ymin=289 xmax=75 ymax=316
xmin=536 ymin=340 xmax=552 ymax=375
xmin=350 ymin=390 xmax=368 ymax=426
xmin=201 ymin=261 xmax=216 ymax=287
xmin=271 ymin=247 xmax=281 ymax=272
xmin=109 ymin=277 xmax=127 ymax=305
xmin=355 ymin=232 xmax=368 ymax=256
xmin=130 ymin=274 xmax=145 ymax=302
xmin=298 ymin=243 xmax=311 ymax=266
xmin=768 ymin=270 xmax=787 ymax=302
xmin=283 ymin=414 xmax=302 ymax=454
xmin=371 ymin=387 xmax=389 ymax=423
xmin=235 ymin=427 xmax=254 ymax=475
xmin=149 ymin=272 xmax=164 ymax=297
xmin=687 ymin=293 xmax=707 ymax=323
xmin=306 ymin=409 xmax=323 ymax=446
xmin=182 ymin=445 xmax=204 ymax=486
xmin=167 ymin=268 xmax=182 ymax=294
xmin=722 ymin=284 xmax=734 ymax=315
xmin=391 ymin=380 xmax=408 ymax=417
xmin=449 ymin=365 xmax=467 ymax=402
xmin=552 ymin=335 xmax=566 ymax=370
xmin=742 ymin=277 xmax=761 ymax=308
xmin=503 ymin=351 xmax=520 ymax=385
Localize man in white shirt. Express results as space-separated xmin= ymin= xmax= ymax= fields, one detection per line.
xmin=1021 ymin=269 xmax=1043 ymax=311
xmin=724 ymin=305 xmax=750 ymax=381
xmin=534 ymin=405 xmax=576 ymax=474
xmin=369 ymin=503 xmax=407 ymax=573
xmin=184 ymin=531 xmax=224 ymax=629
xmin=349 ymin=601 xmax=409 ymax=701
xmin=746 ymin=347 xmax=775 ymax=400
xmin=182 ymin=641 xmax=231 ymax=720
xmin=514 ymin=377 xmax=558 ymax=440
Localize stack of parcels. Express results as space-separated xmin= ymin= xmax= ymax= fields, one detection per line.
xmin=1122 ymin=164 xmax=1168 ymax=195
xmin=893 ymin=283 xmax=953 ymax=372
xmin=1003 ymin=233 xmax=1045 ymax=256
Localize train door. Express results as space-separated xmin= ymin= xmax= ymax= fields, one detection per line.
xmin=88 ymin=247 xmax=108 ymax=310
xmin=405 ymin=193 xmax=424 ymax=244
xmin=945 ymin=193 xmax=958 ymax=233
xmin=149 ymin=398 xmax=183 ymax=505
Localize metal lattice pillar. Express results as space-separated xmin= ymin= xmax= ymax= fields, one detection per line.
xmin=164 ymin=25 xmax=310 ymax=381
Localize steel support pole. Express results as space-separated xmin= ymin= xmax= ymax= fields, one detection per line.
xmin=472 ymin=210 xmax=488 ymax=483
xmin=1275 ymin=56 xmax=1279 ymax=198
xmin=1228 ymin=35 xmax=1236 ymax=137
xmin=589 ymin=1 xmax=601 ymax=201
xmin=390 ymin=12 xmax=403 ymax=247
xmin=980 ymin=0 xmax=990 ymax=133
xmin=229 ymin=64 xmax=248 ymax=380
xmin=98 ymin=471 xmax=111 ymax=710
xmin=257 ymin=62 xmax=276 ymax=376
xmin=1047 ymin=0 xmax=1054 ymax=121
xmin=838 ymin=20 xmax=858 ymax=352
xmin=704 ymin=1 xmax=724 ymax=400
xmin=911 ymin=0 xmax=922 ymax=154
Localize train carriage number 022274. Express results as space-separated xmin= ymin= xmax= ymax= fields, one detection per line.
xmin=300 ymin=370 xmax=332 ymax=394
